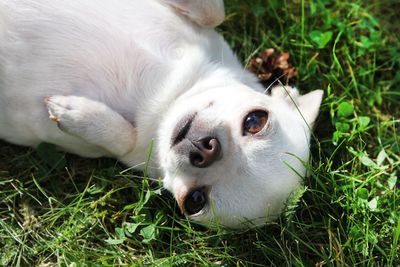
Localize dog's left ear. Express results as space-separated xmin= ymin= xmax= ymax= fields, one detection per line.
xmin=297 ymin=90 xmax=324 ymax=127
xmin=161 ymin=0 xmax=225 ymax=28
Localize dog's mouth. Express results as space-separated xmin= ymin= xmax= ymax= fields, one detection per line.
xmin=171 ymin=113 xmax=197 ymax=147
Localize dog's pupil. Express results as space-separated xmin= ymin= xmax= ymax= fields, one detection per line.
xmin=246 ymin=115 xmax=259 ymax=130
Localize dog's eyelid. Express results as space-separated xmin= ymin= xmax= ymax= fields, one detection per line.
xmin=186 ymin=206 xmax=208 ymax=217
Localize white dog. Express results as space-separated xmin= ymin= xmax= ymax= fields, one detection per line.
xmin=0 ymin=0 xmax=323 ymax=228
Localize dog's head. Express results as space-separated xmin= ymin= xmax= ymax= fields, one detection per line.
xmin=158 ymin=84 xmax=323 ymax=228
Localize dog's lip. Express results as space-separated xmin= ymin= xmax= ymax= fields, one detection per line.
xmin=171 ymin=112 xmax=197 ymax=146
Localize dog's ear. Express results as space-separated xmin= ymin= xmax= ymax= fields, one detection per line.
xmin=270 ymin=86 xmax=323 ymax=126
xmin=297 ymin=90 xmax=323 ymax=127
xmin=161 ymin=0 xmax=225 ymax=28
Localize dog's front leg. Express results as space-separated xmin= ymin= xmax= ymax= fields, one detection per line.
xmin=45 ymin=95 xmax=137 ymax=157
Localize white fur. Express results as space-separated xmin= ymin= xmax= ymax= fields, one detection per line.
xmin=0 ymin=0 xmax=323 ymax=228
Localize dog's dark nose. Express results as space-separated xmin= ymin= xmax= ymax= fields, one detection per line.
xmin=189 ymin=137 xmax=221 ymax=168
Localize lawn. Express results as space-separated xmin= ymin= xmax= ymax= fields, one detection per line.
xmin=1 ymin=0 xmax=399 ymax=266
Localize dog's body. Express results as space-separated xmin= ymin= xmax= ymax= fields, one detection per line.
xmin=0 ymin=0 xmax=323 ymax=227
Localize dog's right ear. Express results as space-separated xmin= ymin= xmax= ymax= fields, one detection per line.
xmin=297 ymin=90 xmax=324 ymax=127
xmin=160 ymin=0 xmax=225 ymax=28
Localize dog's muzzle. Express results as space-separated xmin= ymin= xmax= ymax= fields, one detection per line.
xmin=171 ymin=114 xmax=222 ymax=168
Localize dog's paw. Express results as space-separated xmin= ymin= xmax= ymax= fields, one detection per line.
xmin=44 ymin=95 xmax=137 ymax=156
xmin=45 ymin=95 xmax=101 ymax=133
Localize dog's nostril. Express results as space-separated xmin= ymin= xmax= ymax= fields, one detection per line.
xmin=203 ymin=140 xmax=214 ymax=150
xmin=189 ymin=152 xmax=204 ymax=166
xmin=205 ymin=138 xmax=219 ymax=151
xmin=189 ymin=137 xmax=221 ymax=168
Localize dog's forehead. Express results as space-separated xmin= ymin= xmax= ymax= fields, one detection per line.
xmin=195 ymin=88 xmax=272 ymax=117
xmin=216 ymin=86 xmax=266 ymax=103
xmin=192 ymin=85 xmax=263 ymax=102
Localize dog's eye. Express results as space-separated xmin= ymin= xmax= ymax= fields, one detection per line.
xmin=184 ymin=187 xmax=207 ymax=215
xmin=243 ymin=110 xmax=269 ymax=135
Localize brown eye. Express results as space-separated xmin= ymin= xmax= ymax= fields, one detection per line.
xmin=184 ymin=187 xmax=207 ymax=215
xmin=243 ymin=110 xmax=269 ymax=135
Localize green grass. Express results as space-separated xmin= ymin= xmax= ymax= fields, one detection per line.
xmin=1 ymin=0 xmax=399 ymax=266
